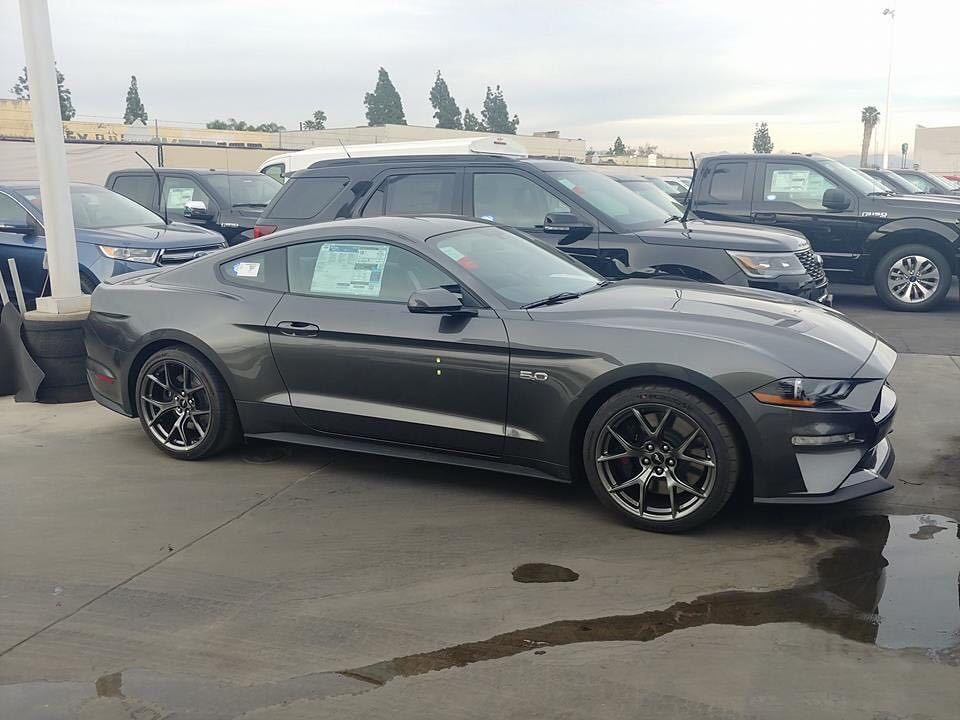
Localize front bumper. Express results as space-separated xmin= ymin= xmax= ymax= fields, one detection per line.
xmin=747 ymin=274 xmax=831 ymax=305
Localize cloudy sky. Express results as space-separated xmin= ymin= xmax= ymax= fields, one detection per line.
xmin=2 ymin=0 xmax=958 ymax=156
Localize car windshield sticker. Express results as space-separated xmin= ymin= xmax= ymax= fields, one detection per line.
xmin=479 ymin=215 xmax=495 ymax=221
xmin=769 ymin=169 xmax=832 ymax=196
xmin=167 ymin=187 xmax=195 ymax=209
xmin=233 ymin=261 xmax=261 ymax=278
xmin=439 ymin=246 xmax=465 ymax=261
xmin=310 ymin=242 xmax=389 ymax=297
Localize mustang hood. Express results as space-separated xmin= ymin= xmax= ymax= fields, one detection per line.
xmin=637 ymin=219 xmax=809 ymax=252
xmin=77 ymin=223 xmax=225 ymax=249
xmin=530 ymin=281 xmax=886 ymax=379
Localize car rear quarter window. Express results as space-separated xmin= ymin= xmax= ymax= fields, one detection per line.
xmin=706 ymin=162 xmax=747 ymax=202
xmin=111 ymin=174 xmax=158 ymax=210
xmin=220 ymin=247 xmax=287 ymax=291
xmin=267 ymin=177 xmax=349 ymax=219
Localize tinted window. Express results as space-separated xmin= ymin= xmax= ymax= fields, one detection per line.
xmin=287 ymin=240 xmax=453 ymax=302
xmin=162 ymin=176 xmax=214 ymax=212
xmin=262 ymin=164 xmax=285 ymax=184
xmin=220 ymin=248 xmax=287 ymax=291
xmin=269 ymin=177 xmax=349 ymax=219
xmin=473 ymin=173 xmax=570 ymax=228
xmin=706 ymin=162 xmax=746 ymax=202
xmin=22 ymin=185 xmax=164 ymax=229
xmin=206 ymin=174 xmax=280 ymax=209
xmin=362 ymin=173 xmax=457 ymax=217
xmin=761 ymin=163 xmax=837 ymax=209
xmin=111 ymin=175 xmax=158 ymax=209
xmin=0 ymin=194 xmax=32 ymax=229
xmin=545 ymin=169 xmax=669 ymax=227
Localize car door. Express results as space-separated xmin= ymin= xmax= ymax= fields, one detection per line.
xmin=690 ymin=159 xmax=755 ymax=223
xmin=161 ymin=175 xmax=219 ymax=228
xmin=752 ymin=160 xmax=864 ymax=277
xmin=0 ymin=191 xmax=45 ymax=305
xmin=358 ymin=169 xmax=463 ymax=218
xmin=268 ymin=235 xmax=510 ymax=455
xmin=465 ymin=169 xmax=600 ymax=269
xmin=109 ymin=173 xmax=160 ymax=213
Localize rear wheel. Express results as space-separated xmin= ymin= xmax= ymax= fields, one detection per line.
xmin=873 ymin=244 xmax=951 ymax=311
xmin=582 ymin=384 xmax=740 ymax=532
xmin=135 ymin=346 xmax=239 ymax=460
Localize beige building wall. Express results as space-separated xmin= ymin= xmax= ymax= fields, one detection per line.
xmin=914 ymin=125 xmax=960 ymax=173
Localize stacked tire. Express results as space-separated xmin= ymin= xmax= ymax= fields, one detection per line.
xmin=21 ymin=315 xmax=92 ymax=403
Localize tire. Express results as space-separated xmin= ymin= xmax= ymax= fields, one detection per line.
xmin=36 ymin=383 xmax=92 ymax=404
xmin=582 ymin=384 xmax=740 ymax=532
xmin=21 ymin=322 xmax=85 ymax=358
xmin=33 ymin=354 xmax=86 ymax=386
xmin=135 ymin=346 xmax=240 ymax=460
xmin=873 ymin=244 xmax=952 ymax=312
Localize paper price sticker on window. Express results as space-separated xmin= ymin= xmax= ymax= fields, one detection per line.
xmin=233 ymin=262 xmax=261 ymax=278
xmin=310 ymin=243 xmax=390 ymax=297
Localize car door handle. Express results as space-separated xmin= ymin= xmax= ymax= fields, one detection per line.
xmin=753 ymin=212 xmax=777 ymax=222
xmin=276 ymin=321 xmax=320 ymax=337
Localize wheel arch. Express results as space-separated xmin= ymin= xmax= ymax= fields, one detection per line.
xmin=865 ymin=221 xmax=959 ymax=275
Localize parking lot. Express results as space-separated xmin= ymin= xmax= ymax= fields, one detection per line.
xmin=1 ymin=285 xmax=959 ymax=720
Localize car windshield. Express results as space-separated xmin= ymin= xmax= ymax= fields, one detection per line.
xmin=619 ymin=180 xmax=684 ymax=215
xmin=817 ymin=159 xmax=889 ymax=195
xmin=21 ymin=185 xmax=164 ymax=229
xmin=205 ymin=173 xmax=281 ymax=207
xmin=916 ymin=172 xmax=958 ymax=191
xmin=431 ymin=225 xmax=604 ymax=308
xmin=544 ymin=169 xmax=670 ymax=228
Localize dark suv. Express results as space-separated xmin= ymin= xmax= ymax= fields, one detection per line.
xmin=255 ymin=155 xmax=829 ymax=302
xmin=891 ymin=169 xmax=960 ymax=197
xmin=106 ymin=169 xmax=281 ymax=245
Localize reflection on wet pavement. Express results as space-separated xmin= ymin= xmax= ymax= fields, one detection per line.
xmin=2 ymin=514 xmax=958 ymax=718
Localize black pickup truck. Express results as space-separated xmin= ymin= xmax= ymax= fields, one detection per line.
xmin=689 ymin=153 xmax=960 ymax=311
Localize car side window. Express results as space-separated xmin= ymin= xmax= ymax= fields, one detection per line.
xmin=287 ymin=239 xmax=454 ymax=303
xmin=220 ymin=248 xmax=287 ymax=291
xmin=473 ymin=172 xmax=570 ymax=228
xmin=112 ymin=175 xmax=158 ymax=210
xmin=705 ymin=162 xmax=747 ymax=202
xmin=0 ymin=194 xmax=32 ymax=230
xmin=262 ymin=164 xmax=285 ymax=184
xmin=360 ymin=173 xmax=457 ymax=217
xmin=903 ymin=174 xmax=934 ymax=192
xmin=268 ymin=177 xmax=349 ymax=219
xmin=162 ymin=176 xmax=214 ymax=214
xmin=761 ymin=163 xmax=837 ymax=210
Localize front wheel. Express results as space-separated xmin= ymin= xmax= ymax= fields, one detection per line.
xmin=582 ymin=385 xmax=741 ymax=532
xmin=873 ymin=244 xmax=952 ymax=311
xmin=135 ymin=346 xmax=239 ymax=460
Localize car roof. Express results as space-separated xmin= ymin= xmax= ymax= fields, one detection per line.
xmin=702 ymin=153 xmax=831 ymax=162
xmin=297 ymin=154 xmax=582 ymax=176
xmin=1 ymin=181 xmax=106 ymax=191
xmin=108 ymin=168 xmax=262 ymax=176
xmin=265 ymin=215 xmax=491 ymax=245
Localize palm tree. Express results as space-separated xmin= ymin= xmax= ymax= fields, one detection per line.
xmin=860 ymin=106 xmax=880 ymax=167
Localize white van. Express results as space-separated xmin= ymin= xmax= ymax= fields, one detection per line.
xmin=257 ymin=136 xmax=528 ymax=183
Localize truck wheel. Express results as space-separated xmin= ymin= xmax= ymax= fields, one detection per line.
xmin=874 ymin=244 xmax=951 ymax=311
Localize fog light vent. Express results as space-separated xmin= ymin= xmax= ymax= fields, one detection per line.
xmin=791 ymin=433 xmax=858 ymax=447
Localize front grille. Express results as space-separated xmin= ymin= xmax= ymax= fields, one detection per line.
xmin=158 ymin=246 xmax=223 ymax=265
xmin=795 ymin=248 xmax=826 ymax=284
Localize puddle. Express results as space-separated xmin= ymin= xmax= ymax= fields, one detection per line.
xmin=512 ymin=563 xmax=579 ymax=583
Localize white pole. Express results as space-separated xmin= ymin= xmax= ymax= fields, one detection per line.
xmin=881 ymin=8 xmax=896 ymax=170
xmin=18 ymin=0 xmax=85 ymax=313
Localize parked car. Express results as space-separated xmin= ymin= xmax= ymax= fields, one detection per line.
xmin=860 ymin=167 xmax=960 ymax=200
xmin=643 ymin=175 xmax=688 ymax=201
xmin=106 ymin=169 xmax=281 ymax=245
xmin=891 ymin=169 xmax=960 ymax=196
xmin=607 ymin=175 xmax=685 ymax=216
xmin=254 ymin=155 xmax=830 ymax=303
xmin=688 ymin=153 xmax=960 ymax=311
xmin=0 ymin=182 xmax=226 ymax=308
xmin=85 ymin=216 xmax=897 ymax=532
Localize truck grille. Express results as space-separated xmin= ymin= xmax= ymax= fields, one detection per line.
xmin=795 ymin=248 xmax=826 ymax=284
xmin=158 ymin=246 xmax=223 ymax=265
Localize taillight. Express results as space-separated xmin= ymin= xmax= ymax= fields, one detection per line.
xmin=253 ymin=224 xmax=277 ymax=239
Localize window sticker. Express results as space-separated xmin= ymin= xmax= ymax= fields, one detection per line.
xmin=769 ymin=170 xmax=811 ymax=193
xmin=167 ymin=187 xmax=195 ymax=208
xmin=310 ymin=242 xmax=389 ymax=297
xmin=233 ymin=261 xmax=261 ymax=278
xmin=479 ymin=215 xmax=495 ymax=221
xmin=439 ymin=246 xmax=466 ymax=261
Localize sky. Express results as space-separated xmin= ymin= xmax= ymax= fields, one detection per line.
xmin=2 ymin=0 xmax=959 ymax=157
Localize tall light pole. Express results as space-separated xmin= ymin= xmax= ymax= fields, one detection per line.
xmin=881 ymin=7 xmax=896 ymax=170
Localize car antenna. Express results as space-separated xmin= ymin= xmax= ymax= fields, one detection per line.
xmin=337 ymin=138 xmax=352 ymax=158
xmin=135 ymin=151 xmax=168 ymax=225
xmin=679 ymin=152 xmax=695 ymax=225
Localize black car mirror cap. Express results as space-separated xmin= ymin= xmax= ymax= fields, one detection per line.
xmin=0 ymin=223 xmax=34 ymax=236
xmin=822 ymin=188 xmax=851 ymax=211
xmin=407 ymin=287 xmax=476 ymax=316
xmin=183 ymin=200 xmax=214 ymax=219
xmin=543 ymin=212 xmax=591 ymax=234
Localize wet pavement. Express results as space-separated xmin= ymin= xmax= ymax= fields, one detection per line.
xmin=2 ymin=349 xmax=960 ymax=718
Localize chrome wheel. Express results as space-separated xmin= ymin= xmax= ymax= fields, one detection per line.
xmin=595 ymin=403 xmax=716 ymax=522
xmin=887 ymin=255 xmax=940 ymax=304
xmin=139 ymin=360 xmax=211 ymax=452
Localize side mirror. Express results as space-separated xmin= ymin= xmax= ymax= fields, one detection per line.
xmin=543 ymin=212 xmax=592 ymax=234
xmin=0 ymin=222 xmax=34 ymax=236
xmin=407 ymin=287 xmax=475 ymax=315
xmin=822 ymin=188 xmax=850 ymax=211
xmin=183 ymin=200 xmax=213 ymax=220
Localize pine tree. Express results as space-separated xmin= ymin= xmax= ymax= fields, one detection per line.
xmin=480 ymin=85 xmax=519 ymax=134
xmin=752 ymin=122 xmax=774 ymax=153
xmin=364 ymin=67 xmax=406 ymax=126
xmin=11 ymin=65 xmax=75 ymax=120
xmin=463 ymin=108 xmax=483 ymax=132
xmin=123 ymin=75 xmax=148 ymax=124
xmin=612 ymin=136 xmax=626 ymax=155
xmin=429 ymin=71 xmax=462 ymax=130
xmin=302 ymin=110 xmax=327 ymax=130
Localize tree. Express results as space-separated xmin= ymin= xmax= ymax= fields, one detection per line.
xmin=429 ymin=71 xmax=462 ymax=130
xmin=302 ymin=110 xmax=327 ymax=130
xmin=636 ymin=143 xmax=658 ymax=157
xmin=860 ymin=106 xmax=880 ymax=167
xmin=480 ymin=85 xmax=519 ymax=134
xmin=364 ymin=67 xmax=406 ymax=126
xmin=123 ymin=75 xmax=147 ymax=125
xmin=10 ymin=65 xmax=75 ymax=120
xmin=205 ymin=118 xmax=285 ymax=132
xmin=752 ymin=122 xmax=774 ymax=153
xmin=463 ymin=107 xmax=482 ymax=132
xmin=612 ymin=136 xmax=626 ymax=156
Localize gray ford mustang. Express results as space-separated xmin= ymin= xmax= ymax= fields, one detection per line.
xmin=85 ymin=216 xmax=897 ymax=532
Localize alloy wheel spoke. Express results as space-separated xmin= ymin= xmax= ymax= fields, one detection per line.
xmin=146 ymin=405 xmax=176 ymax=428
xmin=668 ymin=481 xmax=678 ymax=519
xmin=597 ymin=450 xmax=632 ymax=463
xmin=606 ymin=425 xmax=638 ymax=453
xmin=677 ymin=427 xmax=715 ymax=468
xmin=631 ymin=407 xmax=671 ymax=439
xmin=163 ymin=413 xmax=184 ymax=444
xmin=146 ymin=373 xmax=170 ymax=392
xmin=188 ymin=413 xmax=206 ymax=440
xmin=667 ymin=469 xmax=707 ymax=499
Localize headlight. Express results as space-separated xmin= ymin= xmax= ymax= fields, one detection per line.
xmin=98 ymin=246 xmax=159 ymax=264
xmin=751 ymin=378 xmax=857 ymax=407
xmin=727 ymin=250 xmax=807 ymax=278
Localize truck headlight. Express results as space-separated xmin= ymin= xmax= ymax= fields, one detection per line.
xmin=98 ymin=246 xmax=159 ymax=264
xmin=727 ymin=250 xmax=807 ymax=278
xmin=752 ymin=378 xmax=857 ymax=407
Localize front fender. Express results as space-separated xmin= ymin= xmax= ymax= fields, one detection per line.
xmin=866 ymin=217 xmax=960 ymax=246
